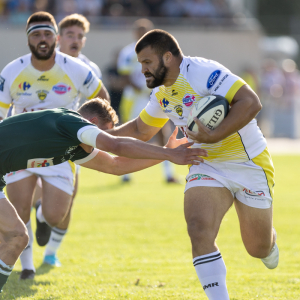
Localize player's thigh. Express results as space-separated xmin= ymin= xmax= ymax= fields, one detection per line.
xmin=5 ymin=174 xmax=38 ymax=222
xmin=234 ymin=199 xmax=273 ymax=253
xmin=41 ymin=179 xmax=72 ymax=224
xmin=184 ymin=186 xmax=234 ymax=237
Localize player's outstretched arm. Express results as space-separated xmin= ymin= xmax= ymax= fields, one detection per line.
xmin=94 ymin=129 xmax=207 ymax=165
xmin=107 ymin=116 xmax=161 ymax=142
xmin=80 ymin=129 xmax=205 ymax=174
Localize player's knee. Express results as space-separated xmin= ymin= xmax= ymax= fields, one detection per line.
xmin=187 ymin=217 xmax=216 ymax=244
xmin=245 ymin=240 xmax=271 ymax=258
xmin=43 ymin=210 xmax=66 ymax=227
xmin=5 ymin=221 xmax=29 ymax=254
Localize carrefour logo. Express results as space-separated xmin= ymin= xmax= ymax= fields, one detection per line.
xmin=159 ymin=98 xmax=169 ymax=108
xmin=207 ymin=70 xmax=221 ymax=89
xmin=18 ymin=82 xmax=31 ymax=91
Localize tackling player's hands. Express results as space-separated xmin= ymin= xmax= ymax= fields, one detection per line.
xmin=168 ymin=141 xmax=208 ymax=165
xmin=165 ymin=127 xmax=188 ymax=149
xmin=186 ymin=118 xmax=218 ymax=144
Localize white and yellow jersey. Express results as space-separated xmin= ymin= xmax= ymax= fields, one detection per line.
xmin=0 ymin=51 xmax=102 ymax=118
xmin=140 ymin=56 xmax=267 ymax=163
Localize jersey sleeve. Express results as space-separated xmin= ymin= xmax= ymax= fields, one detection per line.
xmin=0 ymin=67 xmax=13 ymax=118
xmin=56 ymin=110 xmax=98 ymax=143
xmin=139 ymin=90 xmax=169 ymax=128
xmin=186 ymin=57 xmax=246 ymax=104
xmin=79 ymin=68 xmax=102 ymax=100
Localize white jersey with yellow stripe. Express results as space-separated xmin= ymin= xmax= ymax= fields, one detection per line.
xmin=0 ymin=51 xmax=102 ymax=118
xmin=140 ymin=56 xmax=267 ymax=163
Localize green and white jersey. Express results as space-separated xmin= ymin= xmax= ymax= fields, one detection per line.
xmin=0 ymin=108 xmax=98 ymax=189
xmin=0 ymin=51 xmax=102 ymax=118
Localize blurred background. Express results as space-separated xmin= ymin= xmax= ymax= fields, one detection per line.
xmin=1 ymin=0 xmax=300 ymax=139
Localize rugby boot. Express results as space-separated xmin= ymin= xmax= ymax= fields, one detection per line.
xmin=35 ymin=200 xmax=51 ymax=246
xmin=19 ymin=269 xmax=35 ymax=280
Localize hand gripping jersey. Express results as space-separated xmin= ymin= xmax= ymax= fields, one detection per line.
xmin=0 ymin=51 xmax=102 ymax=118
xmin=140 ymin=56 xmax=267 ymax=163
xmin=0 ymin=108 xmax=97 ymax=190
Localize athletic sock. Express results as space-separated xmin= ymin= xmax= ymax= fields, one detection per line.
xmin=19 ymin=221 xmax=35 ymax=272
xmin=0 ymin=259 xmax=13 ymax=293
xmin=36 ymin=205 xmax=46 ymax=223
xmin=193 ymin=250 xmax=230 ymax=300
xmin=44 ymin=227 xmax=67 ymax=256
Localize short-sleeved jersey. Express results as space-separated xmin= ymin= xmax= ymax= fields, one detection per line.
xmin=0 ymin=108 xmax=97 ymax=188
xmin=0 ymin=51 xmax=102 ymax=118
xmin=78 ymin=53 xmax=102 ymax=79
xmin=140 ymin=56 xmax=267 ymax=163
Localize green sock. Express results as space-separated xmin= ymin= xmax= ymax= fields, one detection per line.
xmin=0 ymin=273 xmax=9 ymax=293
xmin=0 ymin=259 xmax=13 ymax=293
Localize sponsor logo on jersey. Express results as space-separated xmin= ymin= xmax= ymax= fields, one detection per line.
xmin=17 ymin=92 xmax=32 ymax=96
xmin=203 ymin=282 xmax=219 ymax=291
xmin=37 ymin=75 xmax=49 ymax=81
xmin=159 ymin=98 xmax=169 ymax=108
xmin=213 ymin=74 xmax=228 ymax=92
xmin=65 ymin=145 xmax=78 ymax=154
xmin=27 ymin=158 xmax=54 ymax=168
xmin=163 ymin=109 xmax=172 ymax=113
xmin=172 ymin=89 xmax=178 ymax=96
xmin=52 ymin=84 xmax=71 ymax=95
xmin=182 ymin=93 xmax=196 ymax=107
xmin=243 ymin=188 xmax=265 ymax=197
xmin=36 ymin=90 xmax=49 ymax=101
xmin=18 ymin=82 xmax=31 ymax=91
xmin=0 ymin=76 xmax=5 ymax=91
xmin=174 ymin=105 xmax=183 ymax=117
xmin=188 ymin=174 xmax=215 ymax=182
xmin=207 ymin=70 xmax=221 ymax=89
xmin=84 ymin=71 xmax=93 ymax=85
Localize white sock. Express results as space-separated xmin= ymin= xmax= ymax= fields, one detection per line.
xmin=36 ymin=205 xmax=46 ymax=223
xmin=193 ymin=250 xmax=229 ymax=300
xmin=162 ymin=160 xmax=174 ymax=179
xmin=44 ymin=227 xmax=67 ymax=256
xmin=20 ymin=221 xmax=35 ymax=272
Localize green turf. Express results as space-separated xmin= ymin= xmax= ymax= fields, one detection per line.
xmin=2 ymin=155 xmax=300 ymax=299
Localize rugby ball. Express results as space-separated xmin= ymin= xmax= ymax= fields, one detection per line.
xmin=187 ymin=95 xmax=229 ymax=132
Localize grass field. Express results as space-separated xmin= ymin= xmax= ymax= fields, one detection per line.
xmin=2 ymin=155 xmax=300 ymax=299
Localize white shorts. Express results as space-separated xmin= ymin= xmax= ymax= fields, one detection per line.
xmin=185 ymin=148 xmax=275 ymax=209
xmin=5 ymin=161 xmax=76 ymax=196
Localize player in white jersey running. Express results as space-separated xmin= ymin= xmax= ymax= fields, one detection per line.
xmin=117 ymin=19 xmax=178 ymax=183
xmin=32 ymin=13 xmax=104 ymax=269
xmin=108 ymin=29 xmax=278 ymax=300
xmin=0 ymin=11 xmax=110 ymax=280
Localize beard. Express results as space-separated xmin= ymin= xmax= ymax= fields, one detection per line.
xmin=29 ymin=41 xmax=56 ymax=60
xmin=144 ymin=58 xmax=168 ymax=88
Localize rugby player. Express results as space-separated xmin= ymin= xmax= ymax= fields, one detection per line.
xmin=117 ymin=18 xmax=178 ymax=183
xmin=57 ymin=13 xmax=102 ymax=79
xmin=34 ymin=13 xmax=104 ymax=270
xmin=0 ymin=97 xmax=206 ymax=293
xmin=108 ymin=29 xmax=278 ymax=300
xmin=0 ymin=11 xmax=110 ymax=279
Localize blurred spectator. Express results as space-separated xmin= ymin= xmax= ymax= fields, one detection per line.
xmin=161 ymin=0 xmax=186 ymax=18
xmin=184 ymin=0 xmax=217 ymax=18
xmin=104 ymin=48 xmax=127 ymax=119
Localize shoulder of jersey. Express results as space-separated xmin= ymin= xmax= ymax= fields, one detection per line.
xmin=181 ymin=56 xmax=230 ymax=91
xmin=56 ymin=51 xmax=89 ymax=69
xmin=1 ymin=53 xmax=31 ymax=75
xmin=78 ymin=53 xmax=101 ymax=77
